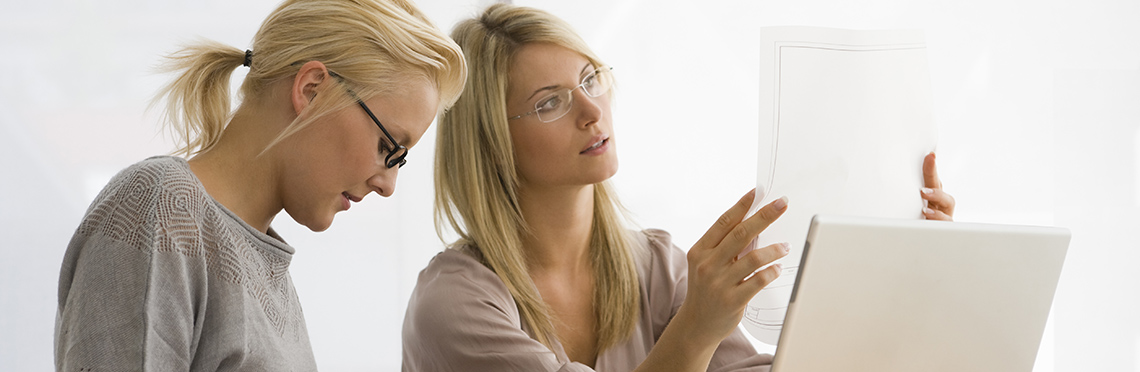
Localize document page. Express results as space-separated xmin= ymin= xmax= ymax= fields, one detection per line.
xmin=742 ymin=26 xmax=938 ymax=345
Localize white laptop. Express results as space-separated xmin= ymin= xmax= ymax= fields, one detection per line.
xmin=770 ymin=215 xmax=1070 ymax=372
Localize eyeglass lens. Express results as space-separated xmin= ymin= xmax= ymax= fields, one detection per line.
xmin=535 ymin=68 xmax=612 ymax=123
xmin=387 ymin=146 xmax=408 ymax=168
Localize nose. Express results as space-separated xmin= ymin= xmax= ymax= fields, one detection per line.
xmin=572 ymin=88 xmax=604 ymax=129
xmin=368 ymin=166 xmax=398 ymax=197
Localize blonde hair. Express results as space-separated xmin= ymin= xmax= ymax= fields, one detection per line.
xmin=435 ymin=3 xmax=639 ymax=353
xmin=154 ymin=0 xmax=466 ymax=157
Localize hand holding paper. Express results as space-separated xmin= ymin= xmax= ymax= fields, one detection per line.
xmin=676 ymin=190 xmax=790 ymax=347
xmin=741 ymin=26 xmax=940 ymax=344
xmin=920 ymin=153 xmax=956 ymax=221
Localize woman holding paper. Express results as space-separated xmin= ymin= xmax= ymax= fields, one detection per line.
xmin=402 ymin=4 xmax=954 ymax=371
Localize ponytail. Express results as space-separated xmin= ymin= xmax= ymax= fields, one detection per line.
xmin=149 ymin=0 xmax=466 ymax=158
xmin=153 ymin=40 xmax=247 ymax=157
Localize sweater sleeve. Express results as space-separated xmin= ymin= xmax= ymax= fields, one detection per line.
xmin=642 ymin=229 xmax=774 ymax=372
xmin=55 ymin=165 xmax=206 ymax=372
xmin=402 ymin=249 xmax=594 ymax=372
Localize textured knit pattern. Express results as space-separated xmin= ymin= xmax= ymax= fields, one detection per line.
xmin=402 ymin=229 xmax=773 ymax=372
xmin=55 ymin=156 xmax=317 ymax=371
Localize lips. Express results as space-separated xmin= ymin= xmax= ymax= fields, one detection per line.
xmin=341 ymin=192 xmax=362 ymax=211
xmin=580 ymin=134 xmax=610 ymax=154
xmin=342 ymin=192 xmax=362 ymax=203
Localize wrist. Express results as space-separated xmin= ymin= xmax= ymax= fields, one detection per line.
xmin=664 ymin=305 xmax=723 ymax=355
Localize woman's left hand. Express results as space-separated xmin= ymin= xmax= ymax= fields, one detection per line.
xmin=920 ymin=152 xmax=955 ymax=221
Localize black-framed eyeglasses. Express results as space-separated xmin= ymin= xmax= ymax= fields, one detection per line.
xmin=327 ymin=70 xmax=408 ymax=169
xmin=508 ymin=66 xmax=613 ymax=123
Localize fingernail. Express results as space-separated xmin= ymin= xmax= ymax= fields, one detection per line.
xmin=779 ymin=242 xmax=790 ymax=253
xmin=773 ymin=196 xmax=788 ymax=211
xmin=921 ymin=187 xmax=934 ymax=195
xmin=923 ymin=207 xmax=935 ymax=215
xmin=774 ymin=263 xmax=783 ymax=273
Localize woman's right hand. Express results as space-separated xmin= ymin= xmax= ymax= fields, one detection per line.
xmin=678 ymin=189 xmax=789 ymax=346
xmin=632 ymin=189 xmax=788 ymax=372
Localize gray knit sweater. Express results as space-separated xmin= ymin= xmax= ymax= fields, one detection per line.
xmin=55 ymin=156 xmax=317 ymax=371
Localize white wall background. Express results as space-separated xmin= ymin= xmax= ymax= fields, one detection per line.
xmin=2 ymin=0 xmax=1137 ymax=370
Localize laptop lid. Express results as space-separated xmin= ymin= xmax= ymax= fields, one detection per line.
xmin=770 ymin=215 xmax=1070 ymax=372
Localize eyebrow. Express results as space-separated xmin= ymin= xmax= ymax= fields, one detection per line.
xmin=390 ymin=127 xmax=410 ymax=147
xmin=524 ymin=62 xmax=595 ymax=102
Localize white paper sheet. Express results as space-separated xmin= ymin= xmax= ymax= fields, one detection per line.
xmin=741 ymin=26 xmax=939 ymax=345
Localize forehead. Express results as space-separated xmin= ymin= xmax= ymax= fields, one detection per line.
xmin=365 ymin=78 xmax=439 ymax=147
xmin=508 ymin=43 xmax=591 ymax=94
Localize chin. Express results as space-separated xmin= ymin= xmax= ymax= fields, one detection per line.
xmin=293 ymin=212 xmax=334 ymax=233
xmin=307 ymin=222 xmax=332 ymax=233
xmin=583 ymin=164 xmax=619 ymax=185
xmin=599 ymin=158 xmax=619 ymax=181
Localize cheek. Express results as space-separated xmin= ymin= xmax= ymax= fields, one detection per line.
xmin=321 ymin=118 xmax=381 ymax=172
xmin=292 ymin=118 xmax=377 ymax=183
xmin=509 ymin=125 xmax=561 ymax=178
xmin=344 ymin=136 xmax=380 ymax=169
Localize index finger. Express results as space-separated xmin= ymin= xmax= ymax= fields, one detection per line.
xmin=717 ymin=196 xmax=788 ymax=261
xmin=693 ymin=189 xmax=756 ymax=251
xmin=923 ymin=152 xmax=942 ymax=189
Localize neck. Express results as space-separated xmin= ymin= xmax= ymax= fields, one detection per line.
xmin=187 ymin=104 xmax=288 ymax=233
xmin=517 ymin=182 xmax=596 ymax=276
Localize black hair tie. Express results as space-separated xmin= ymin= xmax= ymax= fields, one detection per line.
xmin=243 ymin=50 xmax=253 ymax=67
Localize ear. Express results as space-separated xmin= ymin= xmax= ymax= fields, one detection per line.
xmin=291 ymin=61 xmax=329 ymax=115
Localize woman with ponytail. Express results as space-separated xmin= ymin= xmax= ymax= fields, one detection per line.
xmin=54 ymin=0 xmax=465 ymax=370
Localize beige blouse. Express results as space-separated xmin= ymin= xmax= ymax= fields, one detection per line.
xmin=402 ymin=229 xmax=773 ymax=372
